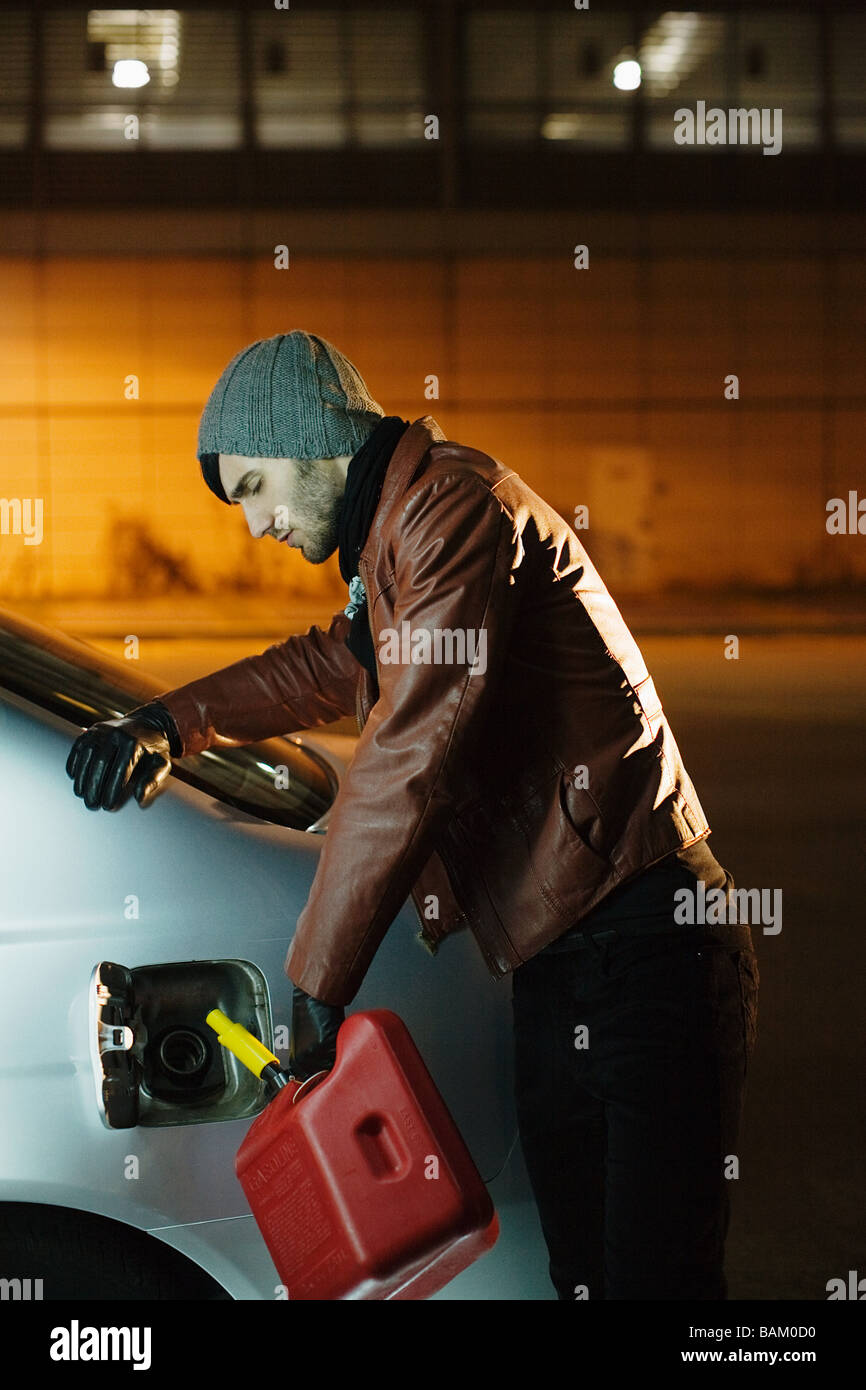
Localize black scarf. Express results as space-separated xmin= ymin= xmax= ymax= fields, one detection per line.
xmin=338 ymin=415 xmax=410 ymax=696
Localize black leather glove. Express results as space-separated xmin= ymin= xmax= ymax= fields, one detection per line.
xmin=289 ymin=983 xmax=345 ymax=1082
xmin=66 ymin=701 xmax=181 ymax=811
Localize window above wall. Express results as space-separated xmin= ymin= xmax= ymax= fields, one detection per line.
xmin=464 ymin=7 xmax=833 ymax=151
xmin=43 ymin=8 xmax=243 ymax=149
xmin=0 ymin=3 xmax=863 ymax=209
xmin=253 ymin=8 xmax=426 ymax=148
xmin=0 ymin=6 xmax=427 ymax=152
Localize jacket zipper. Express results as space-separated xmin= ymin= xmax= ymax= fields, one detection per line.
xmin=355 ymin=675 xmax=365 ymax=732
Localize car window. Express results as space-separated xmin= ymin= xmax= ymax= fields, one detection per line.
xmin=0 ymin=607 xmax=335 ymax=831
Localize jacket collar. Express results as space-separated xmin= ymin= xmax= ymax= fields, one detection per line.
xmin=359 ymin=415 xmax=448 ymax=569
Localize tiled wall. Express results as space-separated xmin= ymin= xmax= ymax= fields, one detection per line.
xmin=0 ymin=250 xmax=862 ymax=602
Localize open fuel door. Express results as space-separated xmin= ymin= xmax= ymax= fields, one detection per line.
xmin=91 ymin=961 xmax=141 ymax=1129
xmin=89 ymin=958 xmax=275 ymax=1130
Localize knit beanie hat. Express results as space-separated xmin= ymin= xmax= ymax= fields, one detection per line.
xmin=197 ymin=332 xmax=385 ymax=503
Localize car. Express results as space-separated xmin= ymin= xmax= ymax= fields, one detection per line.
xmin=0 ymin=605 xmax=552 ymax=1300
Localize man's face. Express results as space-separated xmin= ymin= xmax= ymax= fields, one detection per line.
xmin=218 ymin=453 xmax=351 ymax=564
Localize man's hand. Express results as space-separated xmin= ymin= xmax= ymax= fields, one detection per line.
xmin=289 ymin=983 xmax=345 ymax=1081
xmin=66 ymin=703 xmax=179 ymax=811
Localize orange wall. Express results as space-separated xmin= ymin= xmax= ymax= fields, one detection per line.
xmin=0 ymin=252 xmax=862 ymax=603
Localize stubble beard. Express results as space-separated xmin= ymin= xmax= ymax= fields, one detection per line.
xmin=293 ymin=458 xmax=345 ymax=564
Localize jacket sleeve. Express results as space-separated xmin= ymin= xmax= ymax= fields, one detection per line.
xmin=155 ymin=609 xmax=362 ymax=757
xmin=284 ymin=471 xmax=522 ymax=1006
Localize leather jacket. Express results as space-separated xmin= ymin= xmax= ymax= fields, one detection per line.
xmin=157 ymin=416 xmax=710 ymax=1006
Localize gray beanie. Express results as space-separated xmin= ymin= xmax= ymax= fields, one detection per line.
xmin=197 ymin=331 xmax=385 ymax=464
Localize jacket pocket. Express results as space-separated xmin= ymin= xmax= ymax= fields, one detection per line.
xmin=559 ymin=770 xmax=610 ymax=861
xmin=512 ymin=768 xmax=616 ymax=921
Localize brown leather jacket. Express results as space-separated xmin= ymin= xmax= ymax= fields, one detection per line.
xmin=158 ymin=416 xmax=710 ymax=1005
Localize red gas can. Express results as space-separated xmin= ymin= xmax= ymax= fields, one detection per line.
xmin=233 ymin=1010 xmax=499 ymax=1300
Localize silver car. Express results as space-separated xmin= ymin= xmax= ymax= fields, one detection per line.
xmin=0 ymin=606 xmax=552 ymax=1300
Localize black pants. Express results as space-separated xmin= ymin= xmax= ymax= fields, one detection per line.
xmin=511 ymin=841 xmax=759 ymax=1300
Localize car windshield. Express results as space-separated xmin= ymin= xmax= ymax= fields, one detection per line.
xmin=0 ymin=607 xmax=335 ymax=831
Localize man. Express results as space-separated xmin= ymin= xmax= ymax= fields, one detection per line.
xmin=66 ymin=330 xmax=759 ymax=1300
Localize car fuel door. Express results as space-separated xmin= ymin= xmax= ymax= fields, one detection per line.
xmin=89 ymin=958 xmax=274 ymax=1130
